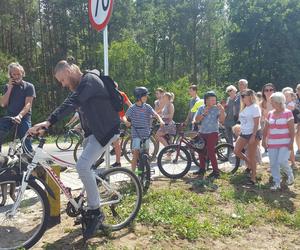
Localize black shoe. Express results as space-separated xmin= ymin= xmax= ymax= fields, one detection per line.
xmin=111 ymin=162 xmax=121 ymax=168
xmin=60 ymin=166 xmax=68 ymax=172
xmin=82 ymin=209 xmax=105 ymax=241
xmin=193 ymin=168 xmax=206 ymax=176
xmin=207 ymin=171 xmax=220 ymax=179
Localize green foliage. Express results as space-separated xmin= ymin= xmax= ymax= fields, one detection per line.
xmin=1 ymin=0 xmax=300 ymax=126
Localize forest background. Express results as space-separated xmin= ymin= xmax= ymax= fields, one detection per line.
xmin=1 ymin=0 xmax=300 ymax=125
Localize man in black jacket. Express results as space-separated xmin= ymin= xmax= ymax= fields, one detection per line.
xmin=28 ymin=58 xmax=120 ymax=240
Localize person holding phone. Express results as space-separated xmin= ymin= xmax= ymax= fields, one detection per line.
xmin=0 ymin=62 xmax=36 ymax=152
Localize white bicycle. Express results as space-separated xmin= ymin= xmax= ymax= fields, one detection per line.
xmin=0 ymin=132 xmax=142 ymax=249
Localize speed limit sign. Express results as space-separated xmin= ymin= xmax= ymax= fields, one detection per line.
xmin=88 ymin=0 xmax=114 ymax=31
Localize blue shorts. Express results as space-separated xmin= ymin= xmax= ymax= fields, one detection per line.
xmin=132 ymin=138 xmax=150 ymax=150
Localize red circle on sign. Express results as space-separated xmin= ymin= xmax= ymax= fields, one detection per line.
xmin=88 ymin=0 xmax=114 ymax=31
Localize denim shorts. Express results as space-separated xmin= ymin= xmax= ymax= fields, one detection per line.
xmin=240 ymin=130 xmax=262 ymax=141
xmin=132 ymin=138 xmax=150 ymax=150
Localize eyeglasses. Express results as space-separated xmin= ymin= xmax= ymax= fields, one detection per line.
xmin=264 ymin=88 xmax=274 ymax=92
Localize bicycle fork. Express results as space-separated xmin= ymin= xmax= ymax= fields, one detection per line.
xmin=7 ymin=167 xmax=34 ymax=217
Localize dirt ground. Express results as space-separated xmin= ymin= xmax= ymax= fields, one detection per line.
xmin=34 ymin=163 xmax=300 ymax=250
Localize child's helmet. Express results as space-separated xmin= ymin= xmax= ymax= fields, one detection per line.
xmin=134 ymin=87 xmax=150 ymax=99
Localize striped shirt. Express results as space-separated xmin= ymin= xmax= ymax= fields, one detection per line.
xmin=267 ymin=109 xmax=293 ymax=148
xmin=126 ymin=103 xmax=155 ymax=139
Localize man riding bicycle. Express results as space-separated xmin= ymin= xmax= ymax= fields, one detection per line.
xmin=28 ymin=57 xmax=120 ymax=240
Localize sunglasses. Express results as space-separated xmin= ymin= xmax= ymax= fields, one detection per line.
xmin=264 ymin=88 xmax=274 ymax=92
xmin=227 ymin=89 xmax=233 ymax=93
xmin=241 ymin=94 xmax=250 ymax=98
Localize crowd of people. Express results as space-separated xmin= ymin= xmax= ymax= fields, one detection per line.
xmin=1 ymin=60 xmax=299 ymax=239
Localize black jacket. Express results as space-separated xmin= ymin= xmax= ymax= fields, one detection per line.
xmin=48 ymin=70 xmax=120 ymax=146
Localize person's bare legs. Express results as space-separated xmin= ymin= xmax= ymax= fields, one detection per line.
xmin=113 ymin=139 xmax=121 ymax=164
xmin=131 ymin=150 xmax=139 ymax=172
xmin=9 ymin=184 xmax=16 ymax=201
xmin=234 ymin=136 xmax=250 ymax=165
xmin=155 ymin=131 xmax=168 ymax=147
xmin=0 ymin=184 xmax=7 ymax=206
xmin=247 ymin=139 xmax=259 ymax=182
xmin=296 ymin=124 xmax=300 ymax=154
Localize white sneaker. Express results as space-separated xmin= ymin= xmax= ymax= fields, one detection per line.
xmin=270 ymin=183 xmax=281 ymax=191
xmin=287 ymin=175 xmax=294 ymax=186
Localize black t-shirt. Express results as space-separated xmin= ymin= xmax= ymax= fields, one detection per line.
xmin=4 ymin=81 xmax=36 ymax=118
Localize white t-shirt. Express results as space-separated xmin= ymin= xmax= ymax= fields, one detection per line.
xmin=239 ymin=103 xmax=261 ymax=135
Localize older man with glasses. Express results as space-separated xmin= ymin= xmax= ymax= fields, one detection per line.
xmin=224 ymin=85 xmax=238 ymax=144
xmin=233 ymin=79 xmax=248 ymax=123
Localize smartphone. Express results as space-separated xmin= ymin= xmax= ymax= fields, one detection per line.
xmin=9 ymin=74 xmax=17 ymax=85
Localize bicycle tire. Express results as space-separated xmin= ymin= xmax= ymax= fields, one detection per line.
xmin=138 ymin=154 xmax=151 ymax=194
xmin=73 ymin=138 xmax=83 ymax=162
xmin=98 ymin=167 xmax=142 ymax=231
xmin=122 ymin=136 xmax=159 ymax=163
xmin=190 ymin=149 xmax=201 ymax=167
xmin=215 ymin=143 xmax=240 ymax=174
xmin=55 ymin=133 xmax=73 ymax=151
xmin=0 ymin=175 xmax=50 ymax=250
xmin=74 ymin=140 xmax=106 ymax=169
xmin=157 ymin=144 xmax=191 ymax=179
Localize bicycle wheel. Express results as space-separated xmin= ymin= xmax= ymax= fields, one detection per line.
xmin=56 ymin=133 xmax=73 ymax=151
xmin=123 ymin=136 xmax=159 ymax=163
xmin=97 ymin=167 xmax=142 ymax=231
xmin=157 ymin=145 xmax=191 ymax=179
xmin=137 ymin=154 xmax=151 ymax=194
xmin=216 ymin=143 xmax=240 ymax=174
xmin=73 ymin=138 xmax=83 ymax=162
xmin=149 ymin=136 xmax=159 ymax=162
xmin=190 ymin=149 xmax=201 ymax=167
xmin=122 ymin=136 xmax=132 ymax=163
xmin=0 ymin=175 xmax=50 ymax=250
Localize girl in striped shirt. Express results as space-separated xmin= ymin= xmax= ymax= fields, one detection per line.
xmin=262 ymin=92 xmax=295 ymax=190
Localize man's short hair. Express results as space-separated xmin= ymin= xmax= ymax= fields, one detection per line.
xmin=189 ymin=85 xmax=198 ymax=92
xmin=238 ymin=79 xmax=248 ymax=86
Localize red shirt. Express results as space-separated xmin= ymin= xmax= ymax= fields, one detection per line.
xmin=119 ymin=91 xmax=130 ymax=118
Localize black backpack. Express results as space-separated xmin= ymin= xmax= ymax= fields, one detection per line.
xmin=85 ymin=70 xmax=124 ymax=112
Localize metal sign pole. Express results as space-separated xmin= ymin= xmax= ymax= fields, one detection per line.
xmin=103 ymin=25 xmax=110 ymax=168
xmin=103 ymin=26 xmax=109 ymax=75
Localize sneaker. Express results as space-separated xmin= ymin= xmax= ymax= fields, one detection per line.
xmin=244 ymin=168 xmax=251 ymax=175
xmin=270 ymin=183 xmax=281 ymax=191
xmin=111 ymin=162 xmax=121 ymax=168
xmin=207 ymin=171 xmax=220 ymax=179
xmin=82 ymin=209 xmax=105 ymax=241
xmin=287 ymin=175 xmax=295 ymax=186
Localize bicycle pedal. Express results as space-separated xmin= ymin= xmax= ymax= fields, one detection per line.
xmin=74 ymin=216 xmax=82 ymax=226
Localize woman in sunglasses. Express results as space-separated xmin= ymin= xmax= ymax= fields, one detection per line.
xmin=234 ymin=89 xmax=262 ymax=185
xmin=261 ymin=83 xmax=276 ymax=127
xmin=260 ymin=84 xmax=276 ymax=154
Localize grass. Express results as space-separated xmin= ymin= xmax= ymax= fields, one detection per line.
xmin=135 ymin=167 xmax=300 ymax=242
xmin=39 ymin=164 xmax=300 ymax=249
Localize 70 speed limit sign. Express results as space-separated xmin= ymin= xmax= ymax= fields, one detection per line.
xmin=88 ymin=0 xmax=114 ymax=31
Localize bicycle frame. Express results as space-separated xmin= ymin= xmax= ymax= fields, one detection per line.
xmin=8 ymin=137 xmax=123 ymax=217
xmin=175 ymin=132 xmax=206 ymax=160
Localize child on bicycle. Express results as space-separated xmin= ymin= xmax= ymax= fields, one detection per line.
xmin=125 ymin=87 xmax=165 ymax=171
